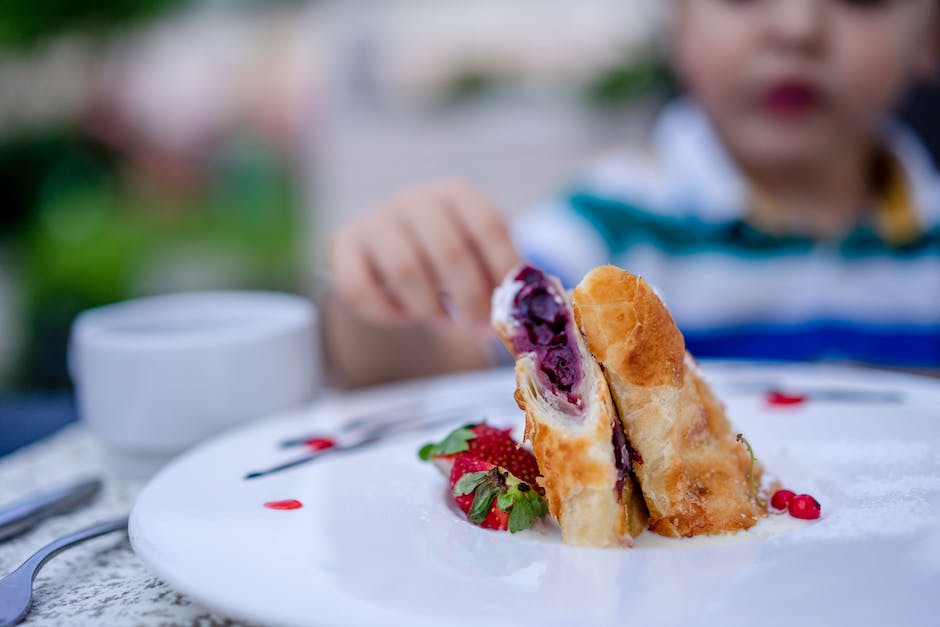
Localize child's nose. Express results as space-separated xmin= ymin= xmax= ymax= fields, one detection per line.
xmin=766 ymin=0 xmax=826 ymax=54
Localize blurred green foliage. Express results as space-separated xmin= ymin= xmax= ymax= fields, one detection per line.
xmin=439 ymin=67 xmax=509 ymax=107
xmin=582 ymin=54 xmax=675 ymax=109
xmin=0 ymin=130 xmax=301 ymax=389
xmin=0 ymin=0 xmax=183 ymax=47
xmin=0 ymin=0 xmax=305 ymax=391
xmin=436 ymin=53 xmax=674 ymax=111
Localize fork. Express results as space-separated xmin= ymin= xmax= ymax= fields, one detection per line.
xmin=278 ymin=403 xmax=479 ymax=449
xmin=246 ymin=403 xmax=504 ymax=480
xmin=277 ymin=397 xmax=510 ymax=448
xmin=0 ymin=517 xmax=128 ymax=627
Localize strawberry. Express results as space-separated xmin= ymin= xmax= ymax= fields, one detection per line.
xmin=449 ymin=455 xmax=509 ymax=530
xmin=448 ymin=453 xmax=548 ymax=532
xmin=419 ymin=423 xmax=543 ymax=493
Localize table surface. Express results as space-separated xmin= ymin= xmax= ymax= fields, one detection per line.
xmin=0 ymin=423 xmax=252 ymax=626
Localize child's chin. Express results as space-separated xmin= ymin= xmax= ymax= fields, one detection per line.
xmin=733 ymin=121 xmax=843 ymax=171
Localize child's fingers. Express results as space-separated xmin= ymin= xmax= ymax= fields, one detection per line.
xmin=399 ymin=203 xmax=492 ymax=327
xmin=361 ymin=218 xmax=447 ymax=322
xmin=330 ymin=227 xmax=404 ymax=324
xmin=441 ymin=181 xmax=520 ymax=283
xmin=331 ymin=179 xmax=512 ymax=328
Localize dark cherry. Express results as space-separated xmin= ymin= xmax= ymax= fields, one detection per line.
xmin=509 ymin=265 xmax=583 ymax=403
xmin=515 ymin=266 xmax=543 ymax=285
xmin=518 ymin=287 xmax=562 ymax=323
xmin=543 ymin=347 xmax=577 ymax=390
xmin=527 ymin=321 xmax=557 ymax=346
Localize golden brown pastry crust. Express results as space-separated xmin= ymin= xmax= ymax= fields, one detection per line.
xmin=493 ymin=276 xmax=647 ymax=547
xmin=573 ymin=266 xmax=766 ymax=537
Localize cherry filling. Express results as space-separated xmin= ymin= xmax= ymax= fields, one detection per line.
xmin=611 ymin=418 xmax=630 ymax=492
xmin=610 ymin=417 xmax=642 ymax=495
xmin=509 ymin=266 xmax=583 ymax=407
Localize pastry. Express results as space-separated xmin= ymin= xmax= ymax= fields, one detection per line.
xmin=492 ymin=265 xmax=648 ymax=547
xmin=572 ymin=265 xmax=766 ymax=537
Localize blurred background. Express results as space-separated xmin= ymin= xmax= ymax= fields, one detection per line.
xmin=0 ymin=0 xmax=938 ymax=401
xmin=0 ymin=0 xmax=670 ymax=398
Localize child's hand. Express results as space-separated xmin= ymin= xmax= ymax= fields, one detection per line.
xmin=329 ymin=179 xmax=520 ymax=328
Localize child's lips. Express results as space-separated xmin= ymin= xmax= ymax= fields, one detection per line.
xmin=759 ymin=81 xmax=822 ymax=117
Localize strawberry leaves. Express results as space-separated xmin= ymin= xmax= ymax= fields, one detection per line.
xmin=469 ymin=481 xmax=503 ymax=524
xmin=508 ymin=486 xmax=549 ymax=533
xmin=450 ymin=463 xmax=548 ymax=533
xmin=501 ymin=474 xmax=548 ymax=532
xmin=452 ymin=470 xmax=489 ymax=496
xmin=418 ymin=424 xmax=477 ymax=460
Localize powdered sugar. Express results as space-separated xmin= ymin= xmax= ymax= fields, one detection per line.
xmin=759 ymin=439 xmax=940 ymax=543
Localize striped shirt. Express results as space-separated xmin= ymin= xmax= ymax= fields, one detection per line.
xmin=513 ymin=101 xmax=940 ymax=368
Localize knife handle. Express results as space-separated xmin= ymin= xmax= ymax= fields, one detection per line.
xmin=0 ymin=479 xmax=102 ymax=543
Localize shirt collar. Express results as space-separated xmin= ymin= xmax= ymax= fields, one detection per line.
xmin=651 ymin=99 xmax=940 ymax=238
xmin=651 ymin=99 xmax=749 ymax=223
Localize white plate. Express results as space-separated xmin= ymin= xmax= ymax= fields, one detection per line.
xmin=130 ymin=362 xmax=940 ymax=627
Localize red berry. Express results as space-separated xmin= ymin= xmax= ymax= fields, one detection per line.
xmin=788 ymin=494 xmax=821 ymax=520
xmin=771 ymin=489 xmax=796 ymax=510
xmin=766 ymin=390 xmax=807 ymax=406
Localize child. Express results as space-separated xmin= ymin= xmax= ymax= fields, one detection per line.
xmin=324 ymin=0 xmax=940 ymax=387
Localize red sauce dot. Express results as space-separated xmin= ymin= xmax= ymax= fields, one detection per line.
xmin=766 ymin=390 xmax=807 ymax=407
xmin=264 ymin=499 xmax=303 ymax=510
xmin=304 ymin=438 xmax=335 ymax=452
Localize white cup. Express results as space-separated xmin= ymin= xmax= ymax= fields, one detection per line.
xmin=69 ymin=291 xmax=320 ymax=477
